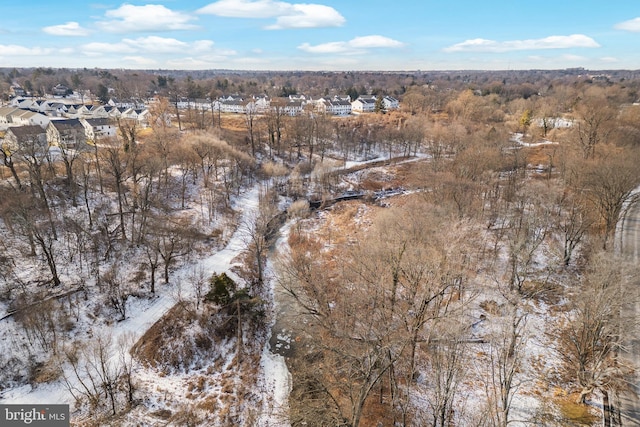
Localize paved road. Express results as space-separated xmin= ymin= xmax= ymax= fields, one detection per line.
xmin=618 ymin=196 xmax=640 ymax=426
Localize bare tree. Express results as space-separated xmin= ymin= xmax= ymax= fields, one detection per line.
xmin=575 ymin=149 xmax=640 ymax=250
xmin=279 ymin=199 xmax=477 ymax=427
xmin=555 ymin=192 xmax=593 ymax=266
xmin=1 ymin=145 xmax=23 ymax=190
xmin=103 ymin=263 xmax=130 ymax=321
xmin=573 ymin=88 xmax=616 ymax=159
xmin=556 ymin=252 xmax=635 ymax=424
xmin=101 ymin=140 xmax=129 ymax=240
xmin=33 ymin=219 xmax=62 ymax=286
xmin=484 ymin=300 xmax=528 ymax=427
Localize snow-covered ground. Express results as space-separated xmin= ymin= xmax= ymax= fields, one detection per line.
xmin=511 ymin=132 xmax=559 ymax=147
xmin=0 ymin=184 xmax=293 ymax=426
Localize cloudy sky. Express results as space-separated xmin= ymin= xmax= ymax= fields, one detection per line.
xmin=1 ymin=0 xmax=640 ymax=70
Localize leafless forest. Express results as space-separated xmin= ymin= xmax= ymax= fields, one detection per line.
xmin=2 ymin=67 xmax=640 ymax=426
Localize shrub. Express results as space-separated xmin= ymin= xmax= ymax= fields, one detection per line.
xmin=205 ymin=273 xmax=236 ymax=305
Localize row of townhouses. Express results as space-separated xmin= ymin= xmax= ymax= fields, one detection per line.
xmin=3 ymin=91 xmax=399 ymax=128
xmin=1 ymin=98 xmax=150 ymax=126
xmin=2 ymin=117 xmax=117 ymax=154
xmin=175 ymin=94 xmax=400 ymax=116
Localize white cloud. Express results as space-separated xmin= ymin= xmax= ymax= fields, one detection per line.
xmin=123 ymin=36 xmax=190 ymax=53
xmin=80 ymin=37 xmax=234 ymax=61
xmin=348 ymin=35 xmax=405 ymax=49
xmin=97 ymin=4 xmax=197 ymax=33
xmin=165 ymin=54 xmax=236 ymax=68
xmin=198 ymin=0 xmax=289 ymax=18
xmin=443 ymin=34 xmax=600 ymax=53
xmin=123 ymin=56 xmax=159 ymax=66
xmin=600 ymin=56 xmax=619 ymax=63
xmin=299 ymin=35 xmax=405 ymax=54
xmin=198 ymin=0 xmax=345 ymax=29
xmin=0 ymin=44 xmax=52 ymax=56
xmin=614 ymin=17 xmax=640 ymax=32
xmin=81 ymin=42 xmax=137 ymax=56
xmin=42 ymin=21 xmax=90 ymax=37
xmin=266 ymin=4 xmax=345 ymax=29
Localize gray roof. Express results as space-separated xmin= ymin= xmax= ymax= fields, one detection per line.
xmin=85 ymin=118 xmax=113 ymax=126
xmin=7 ymin=125 xmax=46 ymax=139
xmin=50 ymin=118 xmax=85 ymax=131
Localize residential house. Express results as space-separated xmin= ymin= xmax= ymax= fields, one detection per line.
xmin=219 ymin=95 xmax=244 ymax=102
xmin=52 ymin=84 xmax=71 ymax=97
xmin=104 ymin=106 xmax=125 ymax=119
xmin=190 ymin=99 xmax=213 ymax=110
xmin=283 ymin=99 xmax=305 ymax=116
xmin=382 ymin=96 xmax=400 ymax=110
xmin=219 ymin=99 xmax=246 ymax=114
xmin=84 ymin=104 xmax=109 ymax=118
xmin=65 ymin=104 xmax=90 ymax=118
xmin=9 ymin=97 xmax=37 ymax=109
xmin=10 ymin=85 xmax=26 ymax=97
xmin=80 ymin=118 xmax=117 ymax=143
xmin=175 ymin=97 xmax=190 ymax=110
xmin=3 ymin=125 xmax=47 ymax=153
xmin=351 ymin=96 xmax=377 ymax=113
xmin=0 ymin=107 xmax=23 ymax=124
xmin=121 ymin=108 xmax=151 ymax=126
xmin=316 ymin=97 xmax=352 ymax=116
xmin=38 ymin=101 xmax=68 ymax=117
xmin=46 ymin=119 xmax=88 ymax=149
xmin=254 ymin=96 xmax=271 ymax=113
xmin=0 ymin=107 xmax=50 ymax=127
xmin=107 ymin=98 xmax=138 ymax=109
xmin=9 ymin=110 xmax=50 ymax=127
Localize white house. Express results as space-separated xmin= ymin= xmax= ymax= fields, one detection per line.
xmin=10 ymin=110 xmax=51 ymax=127
xmin=65 ymin=104 xmax=90 ymax=118
xmin=316 ymin=97 xmax=352 ymax=116
xmin=0 ymin=107 xmax=50 ymax=127
xmin=80 ymin=118 xmax=117 ymax=143
xmin=283 ymin=99 xmax=305 ymax=116
xmin=254 ymin=96 xmax=271 ymax=113
xmin=46 ymin=119 xmax=88 ymax=149
xmin=220 ymin=99 xmax=246 ymax=114
xmin=382 ymin=96 xmax=400 ymax=110
xmin=121 ymin=108 xmax=151 ymax=126
xmin=0 ymin=107 xmax=22 ymax=124
xmin=351 ymin=96 xmax=377 ymax=113
xmin=84 ymin=105 xmax=109 ymax=118
xmin=39 ymin=101 xmax=68 ymax=117
xmin=107 ymin=98 xmax=138 ymax=109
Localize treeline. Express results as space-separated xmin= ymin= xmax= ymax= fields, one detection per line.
xmin=4 ymin=67 xmax=640 ymax=104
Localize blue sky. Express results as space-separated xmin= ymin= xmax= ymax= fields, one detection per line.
xmin=1 ymin=0 xmax=639 ymax=70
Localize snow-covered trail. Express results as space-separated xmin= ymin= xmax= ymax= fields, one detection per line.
xmin=1 ymin=186 xmax=278 ymax=407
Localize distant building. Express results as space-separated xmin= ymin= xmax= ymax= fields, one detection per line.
xmin=382 ymin=96 xmax=400 ymax=110
xmin=351 ymin=96 xmax=377 ymax=113
xmin=80 ymin=118 xmax=117 ymax=143
xmin=46 ymin=119 xmax=88 ymax=149
xmin=10 ymin=85 xmax=26 ymax=97
xmin=52 ymin=84 xmax=71 ymax=97
xmin=3 ymin=125 xmax=47 ymax=153
xmin=316 ymin=97 xmax=352 ymax=116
